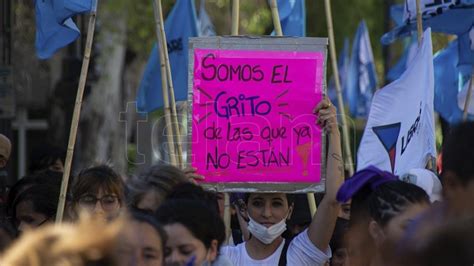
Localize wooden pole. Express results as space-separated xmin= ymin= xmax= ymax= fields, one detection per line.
xmin=324 ymin=0 xmax=355 ymax=177
xmin=416 ymin=0 xmax=437 ymax=171
xmin=221 ymin=0 xmax=241 ymax=244
xmin=269 ymin=0 xmax=283 ymax=36
xmin=220 ymin=0 xmax=242 ymax=244
xmin=416 ymin=0 xmax=423 ymax=45
xmin=55 ymin=1 xmax=98 ymax=223
xmin=463 ymin=72 xmax=474 ymax=121
xmin=270 ymin=0 xmax=317 ymax=216
xmin=152 ymin=0 xmax=177 ymax=166
xmin=156 ymin=0 xmax=183 ymax=168
xmin=231 ymin=0 xmax=240 ymax=35
xmin=306 ymin=193 xmax=317 ymax=217
xmin=223 ymin=193 xmax=231 ymax=244
xmin=415 ymin=1 xmax=437 ymax=173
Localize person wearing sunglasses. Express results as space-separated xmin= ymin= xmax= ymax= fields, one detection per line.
xmin=69 ymin=165 xmax=125 ymax=221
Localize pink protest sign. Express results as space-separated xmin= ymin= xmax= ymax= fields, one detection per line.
xmin=190 ymin=48 xmax=325 ymax=188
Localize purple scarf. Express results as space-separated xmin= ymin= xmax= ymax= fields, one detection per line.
xmin=336 ymin=165 xmax=398 ymax=203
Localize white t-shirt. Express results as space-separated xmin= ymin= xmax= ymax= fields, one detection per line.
xmin=221 ymin=239 xmax=285 ymax=266
xmin=221 ymin=229 xmax=331 ymax=266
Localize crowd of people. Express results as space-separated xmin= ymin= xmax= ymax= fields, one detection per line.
xmin=0 ymin=100 xmax=473 ymax=266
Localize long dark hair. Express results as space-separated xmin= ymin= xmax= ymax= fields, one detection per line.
xmin=8 ymin=171 xmax=62 ymax=228
xmin=155 ymin=199 xmax=225 ymax=250
xmin=12 ymin=183 xmax=60 ymax=223
xmin=126 ymin=164 xmax=188 ymax=210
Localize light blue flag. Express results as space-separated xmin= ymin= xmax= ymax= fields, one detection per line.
xmin=35 ymin=0 xmax=95 ymax=59
xmin=137 ymin=0 xmax=199 ymax=112
xmin=273 ymin=0 xmax=306 ymax=36
xmin=387 ymin=35 xmax=418 ymax=82
xmin=434 ymin=39 xmax=474 ymax=124
xmin=389 ymin=4 xmax=404 ymax=27
xmin=382 ymin=0 xmax=474 ymax=44
xmin=386 ymin=4 xmax=418 ymax=82
xmin=456 ymin=28 xmax=474 ymax=116
xmin=328 ymin=38 xmax=350 ymax=105
xmin=52 ymin=0 xmax=95 ymax=21
xmin=457 ymin=28 xmax=474 ymax=66
xmin=198 ymin=0 xmax=216 ymax=37
xmin=456 ymin=64 xmax=474 ymax=119
xmin=346 ymin=21 xmax=378 ymax=118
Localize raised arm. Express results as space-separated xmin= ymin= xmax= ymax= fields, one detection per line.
xmin=307 ymin=98 xmax=345 ymax=250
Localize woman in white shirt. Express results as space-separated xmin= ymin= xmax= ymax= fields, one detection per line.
xmin=222 ymin=99 xmax=344 ymax=266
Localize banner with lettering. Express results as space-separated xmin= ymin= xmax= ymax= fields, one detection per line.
xmin=357 ymin=28 xmax=436 ymax=175
xmin=189 ymin=47 xmax=325 ymax=191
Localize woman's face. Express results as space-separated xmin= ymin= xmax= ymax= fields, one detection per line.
xmin=366 ymin=202 xmax=429 ymax=264
xmin=382 ymin=202 xmax=429 ymax=244
xmin=216 ymin=193 xmax=225 ymax=218
xmin=48 ymin=158 xmax=64 ymax=172
xmin=163 ymin=223 xmax=217 ymax=266
xmin=247 ymin=193 xmax=292 ymax=227
xmin=137 ymin=189 xmax=163 ymax=213
xmin=338 ymin=201 xmax=351 ymax=220
xmin=346 ymin=224 xmax=375 ymax=266
xmin=75 ymin=188 xmax=121 ymax=220
xmin=116 ymin=220 xmax=163 ymax=266
xmin=15 ymin=200 xmax=49 ymax=232
xmin=331 ymin=248 xmax=349 ymax=266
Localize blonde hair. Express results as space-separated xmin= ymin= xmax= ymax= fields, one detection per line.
xmin=1 ymin=214 xmax=123 ymax=266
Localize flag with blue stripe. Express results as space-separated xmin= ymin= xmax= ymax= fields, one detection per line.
xmin=198 ymin=0 xmax=216 ymax=37
xmin=386 ymin=4 xmax=418 ymax=82
xmin=346 ymin=21 xmax=378 ymax=118
xmin=136 ymin=0 xmax=199 ymax=112
xmin=434 ymin=39 xmax=474 ymax=123
xmin=328 ymin=38 xmax=350 ymax=105
xmin=35 ymin=0 xmax=95 ymax=59
xmin=387 ymin=35 xmax=418 ymax=82
xmin=382 ymin=0 xmax=474 ymax=44
xmin=272 ymin=0 xmax=306 ymax=36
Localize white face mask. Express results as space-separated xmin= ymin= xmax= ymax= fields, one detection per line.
xmin=247 ymin=215 xmax=287 ymax=244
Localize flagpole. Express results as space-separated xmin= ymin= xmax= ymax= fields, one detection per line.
xmin=416 ymin=0 xmax=423 ymax=45
xmin=269 ymin=0 xmax=317 ymax=217
xmin=222 ymin=0 xmax=241 ymax=244
xmin=269 ymin=0 xmax=283 ymax=36
xmin=152 ymin=0 xmax=178 ymax=166
xmin=156 ymin=0 xmax=184 ymax=168
xmin=324 ymin=0 xmax=355 ymax=177
xmin=463 ymin=72 xmax=474 ymax=121
xmin=231 ymin=0 xmax=240 ymax=35
xmin=55 ymin=1 xmax=98 ymax=223
xmin=416 ymin=1 xmax=438 ymax=170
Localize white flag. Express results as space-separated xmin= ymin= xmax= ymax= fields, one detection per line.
xmin=357 ymin=28 xmax=437 ymax=175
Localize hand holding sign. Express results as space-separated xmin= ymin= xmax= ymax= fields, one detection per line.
xmin=183 ymin=166 xmax=205 ymax=184
xmin=314 ymin=98 xmax=338 ymax=135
